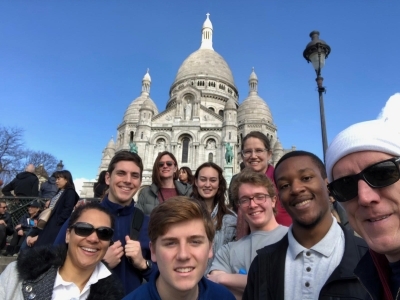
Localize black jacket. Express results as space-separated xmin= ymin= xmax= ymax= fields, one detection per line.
xmin=354 ymin=250 xmax=398 ymax=300
xmin=243 ymin=226 xmax=369 ymax=300
xmin=2 ymin=172 xmax=39 ymax=197
xmin=39 ymin=177 xmax=58 ymax=198
xmin=17 ymin=245 xmax=124 ymax=300
xmin=0 ymin=212 xmax=14 ymax=235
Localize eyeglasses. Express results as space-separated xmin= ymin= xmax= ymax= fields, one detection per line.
xmin=241 ymin=148 xmax=269 ymax=158
xmin=238 ymin=193 xmax=271 ymax=207
xmin=69 ymin=222 xmax=114 ymax=241
xmin=159 ymin=161 xmax=174 ymax=168
xmin=328 ymin=157 xmax=400 ymax=202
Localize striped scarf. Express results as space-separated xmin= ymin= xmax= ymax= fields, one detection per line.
xmin=49 ymin=190 xmax=64 ymax=209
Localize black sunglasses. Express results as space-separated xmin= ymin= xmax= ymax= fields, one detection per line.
xmin=328 ymin=157 xmax=400 ymax=202
xmin=70 ymin=222 xmax=114 ymax=241
xmin=159 ymin=161 xmax=174 ymax=168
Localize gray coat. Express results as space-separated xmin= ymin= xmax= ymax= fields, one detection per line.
xmin=136 ymin=180 xmax=192 ymax=215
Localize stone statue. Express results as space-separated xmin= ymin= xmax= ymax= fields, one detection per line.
xmin=206 ymin=140 xmax=216 ymax=150
xmin=225 ymin=143 xmax=233 ymax=164
xmin=129 ymin=142 xmax=138 ymax=154
xmin=185 ymin=102 xmax=192 ymax=120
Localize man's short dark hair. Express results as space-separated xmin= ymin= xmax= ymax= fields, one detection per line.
xmin=107 ymin=151 xmax=143 ymax=180
xmin=274 ymin=151 xmax=327 ymax=182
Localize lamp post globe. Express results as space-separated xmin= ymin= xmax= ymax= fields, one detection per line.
xmin=303 ymin=31 xmax=331 ymax=163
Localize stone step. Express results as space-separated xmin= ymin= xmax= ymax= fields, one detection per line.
xmin=0 ymin=256 xmax=17 ymax=274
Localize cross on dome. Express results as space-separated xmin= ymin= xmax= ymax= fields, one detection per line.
xmin=200 ymin=13 xmax=213 ymax=50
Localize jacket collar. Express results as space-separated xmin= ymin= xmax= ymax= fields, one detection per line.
xmin=354 ymin=250 xmax=395 ymax=300
xmin=102 ymin=195 xmax=135 ymax=216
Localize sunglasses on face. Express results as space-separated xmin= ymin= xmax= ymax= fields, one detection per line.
xmin=69 ymin=222 xmax=114 ymax=241
xmin=159 ymin=161 xmax=174 ymax=168
xmin=328 ymin=157 xmax=400 ymax=202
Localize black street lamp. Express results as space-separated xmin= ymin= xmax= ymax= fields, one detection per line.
xmin=56 ymin=160 xmax=64 ymax=171
xmin=303 ymin=30 xmax=331 ymax=164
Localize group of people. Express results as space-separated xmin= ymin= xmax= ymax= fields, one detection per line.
xmin=1 ymin=119 xmax=400 ymax=299
xmin=0 ymin=169 xmax=80 ymax=257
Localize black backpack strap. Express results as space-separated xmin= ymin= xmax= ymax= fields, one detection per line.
xmin=130 ymin=208 xmax=144 ymax=241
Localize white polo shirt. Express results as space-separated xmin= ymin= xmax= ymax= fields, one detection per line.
xmin=52 ymin=262 xmax=111 ymax=300
xmin=284 ymin=217 xmax=345 ymax=300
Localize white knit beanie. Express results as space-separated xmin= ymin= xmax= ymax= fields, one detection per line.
xmin=326 ymin=119 xmax=400 ymax=182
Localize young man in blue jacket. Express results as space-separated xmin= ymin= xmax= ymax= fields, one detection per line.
xmin=101 ymin=151 xmax=156 ymax=295
xmin=54 ymin=151 xmax=156 ymax=295
xmin=123 ymin=196 xmax=235 ymax=300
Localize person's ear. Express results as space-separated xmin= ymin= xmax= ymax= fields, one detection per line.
xmin=66 ymin=229 xmax=71 ymax=244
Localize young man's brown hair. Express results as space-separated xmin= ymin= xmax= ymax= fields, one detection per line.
xmin=148 ymin=196 xmax=215 ymax=244
xmin=231 ymin=169 xmax=277 ymax=214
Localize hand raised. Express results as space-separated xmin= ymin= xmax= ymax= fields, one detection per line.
xmin=103 ymin=240 xmax=124 ymax=269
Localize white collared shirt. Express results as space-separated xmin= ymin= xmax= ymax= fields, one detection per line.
xmin=52 ymin=262 xmax=111 ymax=300
xmin=284 ymin=217 xmax=345 ymax=300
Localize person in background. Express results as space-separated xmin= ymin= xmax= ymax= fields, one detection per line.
xmin=179 ymin=166 xmax=194 ymax=185
xmin=123 ymin=197 xmax=235 ymax=300
xmin=208 ymin=169 xmax=287 ymax=299
xmin=0 ymin=200 xmax=13 ymax=255
xmin=93 ymin=170 xmax=109 ymax=198
xmin=230 ymin=131 xmax=291 ymax=239
xmin=39 ymin=172 xmax=58 ymax=199
xmin=192 ymin=162 xmax=237 ymax=274
xmin=2 ymin=164 xmax=39 ymax=197
xmin=136 ymin=151 xmax=192 ymax=215
xmin=326 ymin=119 xmax=400 ymax=299
xmin=0 ymin=202 xmax=124 ymax=299
xmin=5 ymin=200 xmax=41 ymax=256
xmin=26 ymin=170 xmax=79 ymax=248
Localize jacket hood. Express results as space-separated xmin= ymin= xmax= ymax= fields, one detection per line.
xmin=17 ymin=245 xmax=67 ymax=280
xmin=16 ymin=171 xmax=36 ymax=180
xmin=48 ymin=177 xmax=56 ymax=184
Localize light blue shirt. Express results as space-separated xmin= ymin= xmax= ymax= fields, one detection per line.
xmin=284 ymin=217 xmax=345 ymax=300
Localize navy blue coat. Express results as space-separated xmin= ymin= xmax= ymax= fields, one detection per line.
xmin=29 ymin=188 xmax=79 ymax=247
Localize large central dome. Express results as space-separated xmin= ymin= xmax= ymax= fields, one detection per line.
xmin=171 ymin=13 xmax=236 ymax=90
xmin=174 ymin=49 xmax=235 ymax=85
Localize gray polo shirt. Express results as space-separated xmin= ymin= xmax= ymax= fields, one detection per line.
xmin=284 ymin=217 xmax=345 ymax=300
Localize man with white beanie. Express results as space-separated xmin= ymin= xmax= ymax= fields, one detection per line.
xmin=326 ymin=119 xmax=400 ymax=300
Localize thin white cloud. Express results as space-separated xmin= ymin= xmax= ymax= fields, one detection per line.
xmin=74 ymin=178 xmax=95 ymax=197
xmin=377 ymin=93 xmax=400 ymax=125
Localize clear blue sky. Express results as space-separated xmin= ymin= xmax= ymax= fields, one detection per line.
xmin=1 ymin=1 xmax=399 ymax=189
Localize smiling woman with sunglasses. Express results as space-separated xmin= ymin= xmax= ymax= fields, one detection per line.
xmin=136 ymin=151 xmax=192 ymax=215
xmin=326 ymin=119 xmax=400 ymax=300
xmin=0 ymin=202 xmax=124 ymax=300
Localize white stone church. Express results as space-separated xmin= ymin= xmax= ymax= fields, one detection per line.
xmin=80 ymin=14 xmax=294 ymax=197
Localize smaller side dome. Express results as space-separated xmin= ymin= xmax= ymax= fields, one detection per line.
xmin=238 ymin=68 xmax=273 ymax=123
xmin=249 ymin=67 xmax=258 ymax=80
xmin=106 ymin=137 xmax=115 ymax=150
xmin=225 ymin=98 xmax=236 ymax=110
xmin=140 ymin=98 xmax=155 ymax=112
